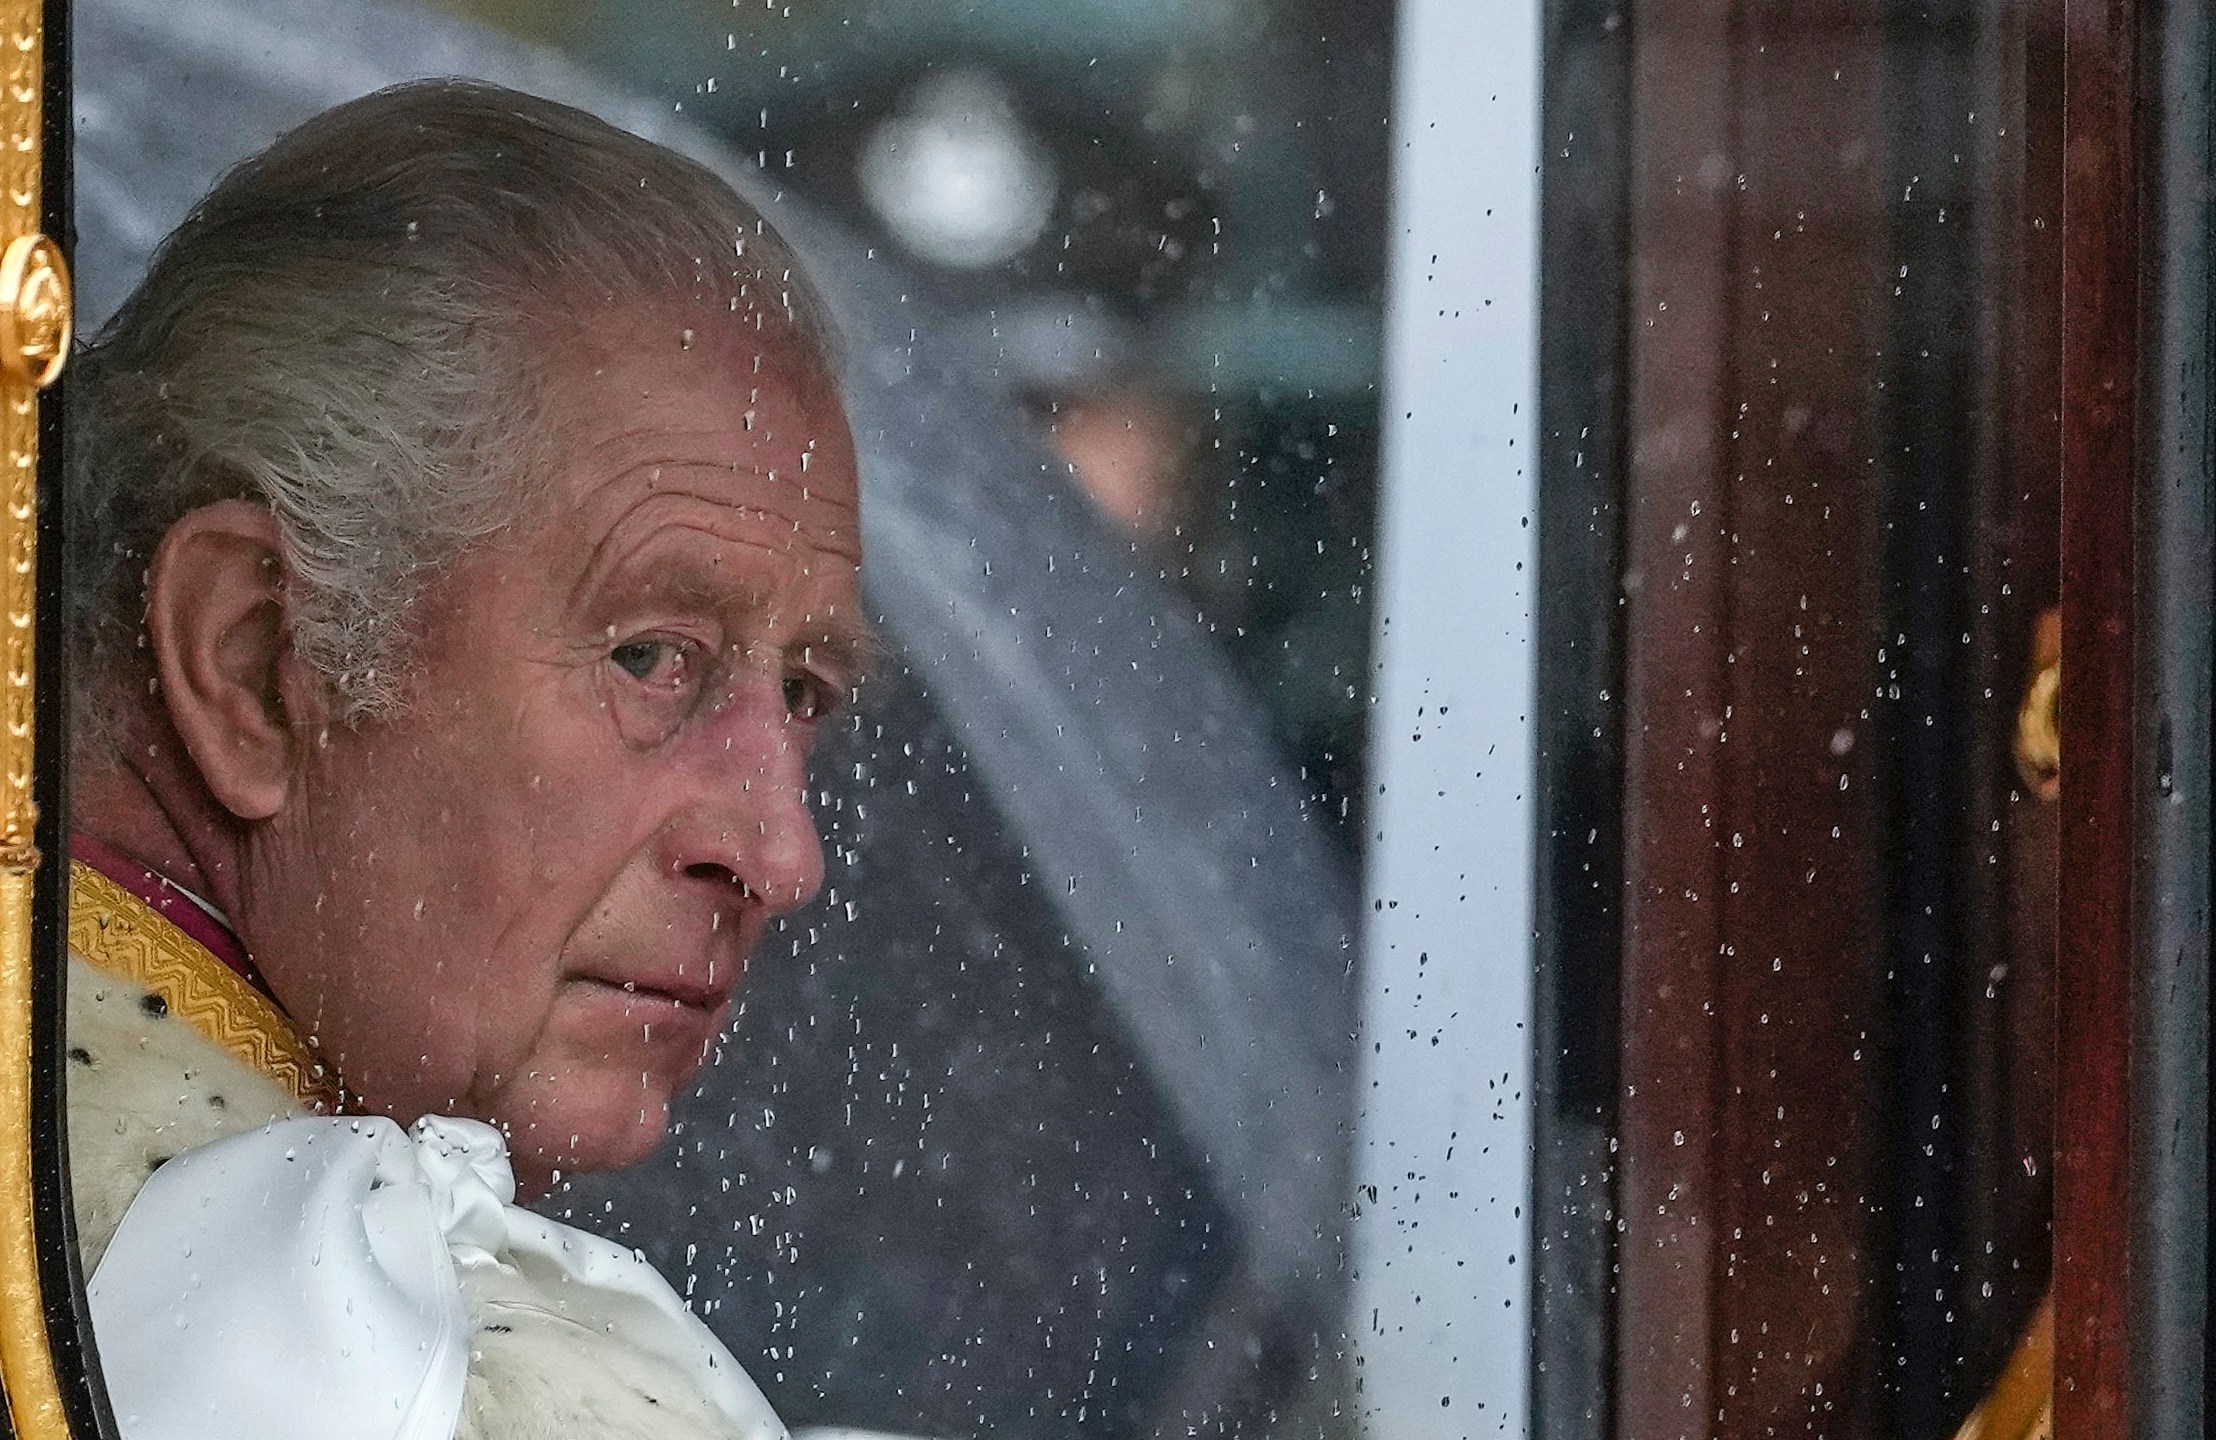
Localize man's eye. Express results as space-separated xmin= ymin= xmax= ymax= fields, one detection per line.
xmin=783 ymin=673 xmax=832 ymax=720
xmin=610 ymin=639 xmax=690 ymax=685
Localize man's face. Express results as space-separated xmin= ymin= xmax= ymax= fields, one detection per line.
xmin=238 ymin=306 xmax=864 ymax=1187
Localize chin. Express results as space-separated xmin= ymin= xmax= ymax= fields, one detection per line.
xmin=498 ymin=1080 xmax=680 ymax=1188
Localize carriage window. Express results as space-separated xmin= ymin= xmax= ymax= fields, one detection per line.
xmin=52 ymin=0 xmax=2084 ymax=1438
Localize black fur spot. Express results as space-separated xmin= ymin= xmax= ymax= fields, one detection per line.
xmin=206 ymin=1094 xmax=226 ymax=1110
xmin=641 ymin=1395 xmax=661 ymax=1407
xmin=66 ymin=1046 xmax=91 ymax=1068
xmin=483 ymin=1324 xmax=513 ymax=1335
xmin=139 ymin=993 xmax=168 ymax=1019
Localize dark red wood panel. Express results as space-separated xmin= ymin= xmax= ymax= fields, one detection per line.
xmin=2054 ymin=1 xmax=2139 ymax=1436
xmin=1957 ymin=0 xmax=2064 ymax=1386
xmin=1616 ymin=8 xmax=1735 ymax=1427
xmin=1613 ymin=3 xmax=2073 ymax=1435
xmin=1617 ymin=5 xmax=1892 ymax=1436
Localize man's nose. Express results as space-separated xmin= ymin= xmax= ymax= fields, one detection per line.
xmin=660 ymin=701 xmax=825 ymax=915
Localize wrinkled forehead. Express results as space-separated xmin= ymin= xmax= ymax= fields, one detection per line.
xmin=501 ymin=302 xmax=862 ymax=584
xmin=530 ymin=285 xmax=840 ymax=392
xmin=515 ymin=297 xmax=849 ymax=485
xmin=536 ymin=297 xmax=852 ymax=458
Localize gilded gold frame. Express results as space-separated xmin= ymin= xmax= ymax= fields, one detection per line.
xmin=0 ymin=1 xmax=70 ymax=1435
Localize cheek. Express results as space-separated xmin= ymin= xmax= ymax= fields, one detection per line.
xmin=312 ymin=670 xmax=708 ymax=968
xmin=418 ymin=685 xmax=640 ymax=851
xmin=292 ymin=723 xmax=595 ymax=993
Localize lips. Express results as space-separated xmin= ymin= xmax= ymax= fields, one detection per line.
xmin=561 ymin=906 xmax=760 ymax=1034
xmin=576 ymin=969 xmax=729 ymax=1013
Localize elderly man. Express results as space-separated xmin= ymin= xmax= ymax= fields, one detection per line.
xmin=60 ymin=79 xmax=864 ymax=1440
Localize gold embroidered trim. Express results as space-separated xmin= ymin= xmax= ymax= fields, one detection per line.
xmin=68 ymin=860 xmax=342 ymax=1113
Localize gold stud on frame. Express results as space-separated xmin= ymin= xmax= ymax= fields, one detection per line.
xmin=0 ymin=233 xmax=70 ymax=392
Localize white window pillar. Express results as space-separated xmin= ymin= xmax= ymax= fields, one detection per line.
xmin=1351 ymin=2 xmax=1543 ymax=1436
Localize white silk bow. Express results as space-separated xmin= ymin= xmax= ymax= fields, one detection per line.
xmin=88 ymin=1113 xmax=786 ymax=1440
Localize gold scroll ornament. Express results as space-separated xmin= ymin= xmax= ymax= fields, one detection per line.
xmin=0 ymin=2 xmax=69 ymax=1436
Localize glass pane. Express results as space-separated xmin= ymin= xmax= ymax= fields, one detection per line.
xmin=63 ymin=0 xmax=1398 ymax=1435
xmin=55 ymin=1 xmax=2103 ymax=1438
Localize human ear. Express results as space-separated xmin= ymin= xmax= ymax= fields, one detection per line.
xmin=143 ymin=499 xmax=314 ymax=821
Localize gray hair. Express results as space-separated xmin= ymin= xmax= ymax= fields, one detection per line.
xmin=70 ymin=78 xmax=834 ymax=735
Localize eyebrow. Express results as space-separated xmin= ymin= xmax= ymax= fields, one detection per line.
xmin=617 ymin=556 xmax=885 ymax=680
xmin=786 ymin=606 xmax=885 ymax=676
